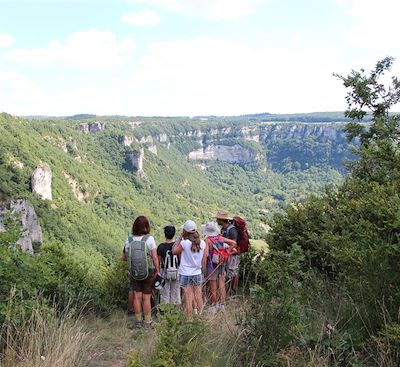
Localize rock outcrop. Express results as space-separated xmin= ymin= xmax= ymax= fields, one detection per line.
xmin=31 ymin=163 xmax=52 ymax=200
xmin=128 ymin=149 xmax=145 ymax=178
xmin=0 ymin=199 xmax=43 ymax=253
xmin=63 ymin=172 xmax=89 ymax=202
xmin=189 ymin=144 xmax=261 ymax=164
xmin=79 ymin=122 xmax=106 ymax=133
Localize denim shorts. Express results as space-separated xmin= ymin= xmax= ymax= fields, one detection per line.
xmin=179 ymin=273 xmax=203 ymax=288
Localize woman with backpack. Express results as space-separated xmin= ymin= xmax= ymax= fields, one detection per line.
xmin=172 ymin=220 xmax=207 ymax=317
xmin=202 ymin=221 xmax=236 ymax=313
xmin=123 ymin=215 xmax=160 ymax=329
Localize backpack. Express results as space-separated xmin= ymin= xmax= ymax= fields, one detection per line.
xmin=210 ymin=235 xmax=230 ymax=265
xmin=164 ymin=249 xmax=179 ymax=281
xmin=128 ymin=234 xmax=154 ymax=281
xmin=230 ymin=216 xmax=250 ymax=254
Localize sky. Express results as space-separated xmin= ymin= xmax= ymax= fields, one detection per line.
xmin=1 ymin=0 xmax=400 ymax=117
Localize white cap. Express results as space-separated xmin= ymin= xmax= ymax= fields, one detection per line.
xmin=202 ymin=221 xmax=220 ymax=237
xmin=183 ymin=219 xmax=197 ymax=233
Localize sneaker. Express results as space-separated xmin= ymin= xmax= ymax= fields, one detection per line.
xmin=218 ymin=304 xmax=225 ymax=313
xmin=206 ymin=305 xmax=217 ymax=314
xmin=128 ymin=320 xmax=143 ymax=329
xmin=143 ymin=320 xmax=156 ymax=329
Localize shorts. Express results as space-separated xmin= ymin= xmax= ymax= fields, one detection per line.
xmin=130 ymin=271 xmax=156 ymax=294
xmin=227 ymin=254 xmax=240 ymax=280
xmin=179 ymin=274 xmax=203 ymax=288
xmin=206 ymin=264 xmax=226 ymax=281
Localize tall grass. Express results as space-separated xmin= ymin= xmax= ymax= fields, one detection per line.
xmin=0 ymin=288 xmax=96 ymax=367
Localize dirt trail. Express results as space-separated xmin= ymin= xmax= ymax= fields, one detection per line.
xmin=85 ymin=312 xmax=155 ymax=367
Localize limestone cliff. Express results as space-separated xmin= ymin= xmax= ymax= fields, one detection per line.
xmin=189 ymin=144 xmax=261 ymax=164
xmin=31 ymin=163 xmax=52 ymax=200
xmin=0 ymin=199 xmax=43 ymax=253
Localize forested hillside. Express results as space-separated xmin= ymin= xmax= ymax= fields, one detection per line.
xmin=4 ymin=80 xmax=393 ymax=365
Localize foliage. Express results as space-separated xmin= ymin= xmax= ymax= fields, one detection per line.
xmin=128 ymin=305 xmax=209 ymax=367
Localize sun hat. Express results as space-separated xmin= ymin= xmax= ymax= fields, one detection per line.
xmin=202 ymin=221 xmax=220 ymax=237
xmin=212 ymin=209 xmax=232 ymax=221
xmin=183 ymin=219 xmax=197 ymax=233
xmin=153 ymin=274 xmax=165 ymax=290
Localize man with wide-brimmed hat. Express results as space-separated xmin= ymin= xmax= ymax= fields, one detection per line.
xmin=213 ymin=209 xmax=240 ymax=294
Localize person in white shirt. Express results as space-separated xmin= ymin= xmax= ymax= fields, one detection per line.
xmin=172 ymin=220 xmax=207 ymax=317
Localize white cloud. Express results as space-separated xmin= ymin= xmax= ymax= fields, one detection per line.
xmin=128 ymin=0 xmax=269 ymax=19
xmin=127 ymin=37 xmax=345 ymax=115
xmin=0 ymin=71 xmax=47 ymax=114
xmin=5 ymin=29 xmax=135 ymax=69
xmin=121 ymin=8 xmax=161 ymax=26
xmin=0 ymin=33 xmax=15 ymax=48
xmin=340 ymin=0 xmax=400 ymax=51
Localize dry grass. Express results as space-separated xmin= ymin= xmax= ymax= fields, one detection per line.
xmin=1 ymin=303 xmax=95 ymax=367
xmin=85 ymin=311 xmax=156 ymax=367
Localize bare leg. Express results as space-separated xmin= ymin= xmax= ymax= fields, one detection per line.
xmin=183 ymin=286 xmax=194 ymax=317
xmin=218 ymin=275 xmax=226 ymax=305
xmin=193 ymin=284 xmax=204 ymax=314
xmin=128 ymin=290 xmax=134 ymax=311
xmin=133 ymin=291 xmax=143 ymax=319
xmin=142 ymin=293 xmax=152 ymax=320
xmin=208 ymin=280 xmax=217 ymax=306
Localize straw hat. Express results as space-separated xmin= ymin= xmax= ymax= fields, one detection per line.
xmin=212 ymin=209 xmax=232 ymax=221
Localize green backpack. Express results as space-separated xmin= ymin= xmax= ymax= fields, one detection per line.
xmin=128 ymin=234 xmax=154 ymax=281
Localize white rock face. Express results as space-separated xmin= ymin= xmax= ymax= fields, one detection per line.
xmin=128 ymin=149 xmax=145 ymax=178
xmin=79 ymin=122 xmax=105 ymax=133
xmin=31 ymin=163 xmax=52 ymax=200
xmin=0 ymin=199 xmax=43 ymax=253
xmin=189 ymin=144 xmax=260 ymax=164
xmin=63 ymin=172 xmax=89 ymax=202
xmin=122 ymin=135 xmax=135 ymax=147
xmin=148 ymin=144 xmax=157 ymax=155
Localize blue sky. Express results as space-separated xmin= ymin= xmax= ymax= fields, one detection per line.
xmin=1 ymin=0 xmax=399 ymax=116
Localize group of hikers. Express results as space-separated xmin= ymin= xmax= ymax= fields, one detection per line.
xmin=122 ymin=209 xmax=248 ymax=329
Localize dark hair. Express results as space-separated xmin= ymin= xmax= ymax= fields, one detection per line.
xmin=131 ymin=215 xmax=151 ymax=236
xmin=183 ymin=230 xmax=201 ymax=252
xmin=164 ymin=225 xmax=176 ymax=240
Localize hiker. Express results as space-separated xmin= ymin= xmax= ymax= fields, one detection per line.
xmin=157 ymin=225 xmax=181 ymax=305
xmin=203 ymin=221 xmax=236 ymax=313
xmin=213 ymin=209 xmax=240 ymax=294
xmin=123 ymin=215 xmax=160 ymax=328
xmin=172 ymin=220 xmax=207 ymax=317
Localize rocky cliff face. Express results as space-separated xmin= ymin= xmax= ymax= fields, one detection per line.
xmin=0 ymin=199 xmax=43 ymax=253
xmin=189 ymin=144 xmax=261 ymax=164
xmin=128 ymin=149 xmax=145 ymax=178
xmin=79 ymin=121 xmax=106 ymax=133
xmin=31 ymin=163 xmax=52 ymax=200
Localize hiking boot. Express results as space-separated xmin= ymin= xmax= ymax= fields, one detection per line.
xmin=218 ymin=304 xmax=225 ymax=313
xmin=128 ymin=320 xmax=143 ymax=329
xmin=143 ymin=320 xmax=156 ymax=329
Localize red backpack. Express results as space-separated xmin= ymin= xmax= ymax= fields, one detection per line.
xmin=210 ymin=235 xmax=230 ymax=265
xmin=231 ymin=216 xmax=250 ymax=254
